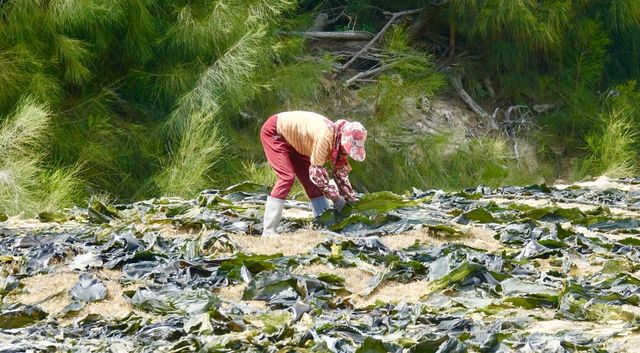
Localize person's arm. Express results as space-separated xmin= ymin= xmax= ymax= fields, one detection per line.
xmin=309 ymin=165 xmax=341 ymax=202
xmin=333 ymin=162 xmax=357 ymax=202
xmin=308 ymin=124 xmax=343 ymax=202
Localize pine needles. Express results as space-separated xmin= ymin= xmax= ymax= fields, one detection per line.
xmin=155 ymin=112 xmax=227 ymax=197
xmin=155 ymin=0 xmax=297 ymax=197
xmin=0 ymin=0 xmax=299 ymax=208
xmin=583 ymin=109 xmax=638 ymax=178
xmin=54 ymin=35 xmax=92 ymax=85
xmin=0 ymin=97 xmax=82 ymax=215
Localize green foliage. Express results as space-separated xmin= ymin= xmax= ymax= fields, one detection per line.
xmin=240 ymin=161 xmax=305 ymax=200
xmin=608 ymin=0 xmax=640 ymax=32
xmin=53 ymin=35 xmax=93 ymax=85
xmin=246 ymin=35 xmax=334 ymax=123
xmin=241 ymin=161 xmax=277 ymax=188
xmin=155 ymin=0 xmax=297 ymax=197
xmin=461 ymin=0 xmax=569 ymax=52
xmin=351 ymin=134 xmax=546 ymax=193
xmin=0 ymin=0 xmax=300 ymax=206
xmin=441 ymin=0 xmax=572 ymax=100
xmin=358 ymin=25 xmax=446 ymax=138
xmin=563 ymin=19 xmax=610 ymax=92
xmin=256 ymin=55 xmax=334 ymax=113
xmin=0 ymin=97 xmax=83 ymax=215
xmin=582 ymin=109 xmax=639 ymax=178
xmin=155 ymin=112 xmax=226 ymax=198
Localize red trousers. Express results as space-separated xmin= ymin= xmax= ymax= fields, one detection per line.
xmin=260 ymin=115 xmax=324 ymax=200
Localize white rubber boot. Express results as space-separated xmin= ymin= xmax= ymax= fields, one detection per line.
xmin=309 ymin=196 xmax=330 ymax=217
xmin=262 ymin=196 xmax=285 ymax=237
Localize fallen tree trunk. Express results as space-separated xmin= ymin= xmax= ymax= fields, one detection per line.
xmin=285 ymin=31 xmax=374 ymax=41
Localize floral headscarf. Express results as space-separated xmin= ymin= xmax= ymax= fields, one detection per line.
xmin=340 ymin=122 xmax=367 ymax=162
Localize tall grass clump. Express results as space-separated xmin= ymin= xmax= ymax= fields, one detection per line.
xmin=581 ymin=109 xmax=638 ymax=178
xmin=0 ymin=97 xmax=83 ymax=215
xmin=36 ymin=166 xmax=84 ymax=213
xmin=155 ymin=111 xmax=226 ymax=197
xmin=241 ymin=161 xmax=277 ymax=188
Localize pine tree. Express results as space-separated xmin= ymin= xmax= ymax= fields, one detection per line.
xmin=0 ymin=0 xmax=297 ymax=211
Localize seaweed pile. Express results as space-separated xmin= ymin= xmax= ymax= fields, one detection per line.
xmin=2 ymin=179 xmax=640 ymax=352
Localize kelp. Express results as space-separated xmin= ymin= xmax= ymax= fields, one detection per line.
xmin=62 ymin=274 xmax=108 ymax=315
xmin=426 ymin=262 xmax=498 ymax=293
xmin=315 ymin=192 xmax=439 ymax=236
xmin=70 ymin=274 xmax=107 ymax=302
xmin=0 ymin=304 xmax=47 ymax=329
xmin=37 ymin=211 xmax=70 ymax=223
xmin=242 ymin=270 xmax=349 ymax=308
xmin=3 ymin=180 xmax=640 ymax=350
xmin=88 ymin=200 xmax=121 ymax=223
xmin=125 ymin=285 xmax=220 ymax=316
xmin=456 ymin=207 xmax=498 ymax=224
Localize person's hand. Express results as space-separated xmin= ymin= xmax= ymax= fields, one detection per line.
xmin=346 ymin=194 xmax=359 ymax=205
xmin=333 ymin=196 xmax=346 ymax=212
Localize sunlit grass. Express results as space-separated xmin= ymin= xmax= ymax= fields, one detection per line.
xmin=0 ymin=97 xmax=83 ymax=215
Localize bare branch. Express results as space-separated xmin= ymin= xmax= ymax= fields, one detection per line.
xmin=381 ymin=8 xmax=425 ymax=17
xmin=449 ymin=73 xmax=499 ymax=130
xmin=346 ymin=63 xmax=395 ymax=86
xmin=339 ymin=8 xmax=424 ymax=72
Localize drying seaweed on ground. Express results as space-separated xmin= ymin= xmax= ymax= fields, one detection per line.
xmin=2 ymin=179 xmax=640 ymax=351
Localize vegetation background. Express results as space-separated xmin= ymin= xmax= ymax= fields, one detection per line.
xmin=2 ymin=0 xmax=640 ymax=216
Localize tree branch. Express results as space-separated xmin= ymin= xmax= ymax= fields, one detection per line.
xmin=449 ymin=73 xmax=499 ymax=130
xmin=346 ymin=63 xmax=395 ymax=86
xmin=339 ymin=8 xmax=424 ymax=72
xmin=381 ymin=8 xmax=427 ymax=17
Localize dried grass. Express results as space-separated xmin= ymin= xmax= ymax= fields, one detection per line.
xmin=606 ymin=330 xmax=640 ymax=352
xmin=525 ymin=319 xmax=619 ymax=334
xmin=556 ymin=176 xmax=636 ymax=192
xmin=217 ymin=283 xmax=266 ymax=310
xmin=230 ymin=229 xmax=329 ymax=256
xmin=382 ymin=225 xmax=502 ymax=252
xmin=13 ymin=271 xmax=77 ymax=315
xmin=11 ymin=269 xmax=143 ymax=325
xmin=358 ymin=280 xmax=428 ymax=307
xmin=293 ymin=264 xmax=376 ymax=295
